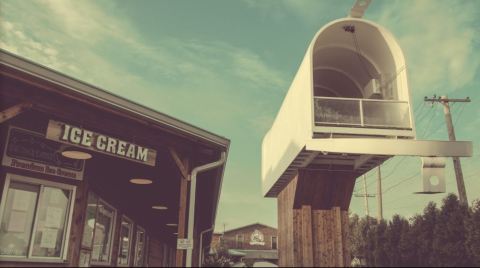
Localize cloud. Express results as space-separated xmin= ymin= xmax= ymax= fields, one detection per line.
xmin=243 ymin=0 xmax=350 ymax=23
xmin=242 ymin=0 xmax=480 ymax=96
xmin=0 ymin=0 xmax=287 ymax=133
xmin=231 ymin=49 xmax=285 ymax=89
xmin=372 ymin=0 xmax=480 ymax=94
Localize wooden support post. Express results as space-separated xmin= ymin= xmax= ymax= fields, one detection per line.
xmin=176 ymin=157 xmax=190 ymax=267
xmin=376 ymin=166 xmax=383 ymax=223
xmin=278 ymin=170 xmax=355 ymax=267
xmin=67 ymin=180 xmax=89 ymax=267
xmin=0 ymin=101 xmax=32 ymax=123
xmin=424 ymin=95 xmax=470 ymax=206
xmin=441 ymin=97 xmax=468 ymax=206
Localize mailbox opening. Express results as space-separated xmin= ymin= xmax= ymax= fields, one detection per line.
xmin=312 ymin=20 xmax=412 ymax=131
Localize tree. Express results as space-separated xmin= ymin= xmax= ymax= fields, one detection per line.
xmin=349 ymin=213 xmax=362 ymax=258
xmin=465 ymin=199 xmax=480 ymax=266
xmin=204 ymin=237 xmax=233 ymax=267
xmin=373 ymin=220 xmax=388 ymax=267
xmin=417 ymin=202 xmax=438 ymax=266
xmin=349 ymin=194 xmax=479 ymax=267
xmin=365 ymin=222 xmax=376 ymax=267
xmin=431 ymin=194 xmax=472 ymax=267
xmin=385 ymin=215 xmax=409 ymax=267
xmin=399 ymin=215 xmax=421 ymax=267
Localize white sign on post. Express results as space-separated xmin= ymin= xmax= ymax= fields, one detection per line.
xmin=177 ymin=239 xmax=193 ymax=250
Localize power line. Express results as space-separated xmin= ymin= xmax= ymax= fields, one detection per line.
xmin=453 ymin=103 xmax=467 ymax=127
xmin=420 ymin=108 xmax=440 ymax=137
xmin=382 ymin=172 xmax=420 ymax=194
xmin=415 ymin=105 xmax=434 ymax=126
xmin=381 ymin=156 xmax=408 ymax=181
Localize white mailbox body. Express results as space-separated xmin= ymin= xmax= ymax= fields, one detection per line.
xmin=261 ymin=18 xmax=472 ymax=197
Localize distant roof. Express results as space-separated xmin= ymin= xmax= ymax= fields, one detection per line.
xmin=237 ymin=250 xmax=278 ymax=260
xmin=228 ymin=249 xmax=247 ymax=257
xmin=0 ymin=49 xmax=229 ymax=149
xmin=224 ymin=223 xmax=277 ymax=234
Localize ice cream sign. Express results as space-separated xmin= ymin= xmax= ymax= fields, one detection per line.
xmin=46 ymin=120 xmax=157 ymax=166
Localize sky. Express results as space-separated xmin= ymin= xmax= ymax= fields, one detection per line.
xmin=1 ymin=0 xmax=479 ymax=232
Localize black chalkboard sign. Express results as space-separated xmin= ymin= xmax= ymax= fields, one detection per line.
xmin=5 ymin=127 xmax=84 ymax=171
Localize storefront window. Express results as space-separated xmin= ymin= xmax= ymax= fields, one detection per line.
xmin=134 ymin=226 xmax=146 ymax=267
xmin=81 ymin=192 xmax=98 ymax=249
xmin=0 ymin=174 xmax=75 ymax=261
xmin=117 ymin=217 xmax=133 ymax=266
xmin=90 ymin=200 xmax=116 ymax=264
xmin=31 ymin=187 xmax=71 ymax=257
xmin=0 ymin=182 xmax=39 ymax=257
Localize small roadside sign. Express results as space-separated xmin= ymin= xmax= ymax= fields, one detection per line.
xmin=177 ymin=238 xmax=193 ymax=250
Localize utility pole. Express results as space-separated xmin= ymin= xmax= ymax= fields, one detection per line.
xmin=354 ymin=175 xmax=375 ymax=217
xmin=424 ymin=95 xmax=470 ymax=206
xmin=377 ymin=166 xmax=383 ymax=223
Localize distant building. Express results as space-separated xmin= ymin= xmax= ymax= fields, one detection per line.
xmin=211 ymin=223 xmax=278 ymax=266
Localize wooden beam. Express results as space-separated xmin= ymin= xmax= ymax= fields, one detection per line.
xmin=169 ymin=147 xmax=189 ymax=180
xmin=354 ymin=154 xmax=374 ymax=169
xmin=176 ymin=157 xmax=189 ymax=267
xmin=0 ymin=101 xmax=32 ymax=123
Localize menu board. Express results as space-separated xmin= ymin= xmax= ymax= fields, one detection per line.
xmin=2 ymin=126 xmax=84 ymax=180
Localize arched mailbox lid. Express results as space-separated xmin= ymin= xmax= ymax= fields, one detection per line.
xmin=310 ymin=17 xmax=410 ymax=102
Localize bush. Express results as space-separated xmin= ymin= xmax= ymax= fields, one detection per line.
xmin=349 ymin=194 xmax=480 ymax=267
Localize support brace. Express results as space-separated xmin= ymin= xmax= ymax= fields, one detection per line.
xmin=169 ymin=147 xmax=190 ymax=180
xmin=0 ymin=101 xmax=33 ymax=123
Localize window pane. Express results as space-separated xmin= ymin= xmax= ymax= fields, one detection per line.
xmin=91 ymin=201 xmax=115 ymax=263
xmin=314 ymin=98 xmax=362 ymax=126
xmin=81 ymin=192 xmax=98 ymax=248
xmin=79 ymin=249 xmax=91 ymax=267
xmin=31 ymin=186 xmax=71 ymax=258
xmin=0 ymin=182 xmax=39 ymax=257
xmin=362 ymin=100 xmax=411 ymax=128
xmin=134 ymin=229 xmax=145 ymax=267
xmin=272 ymin=237 xmax=277 ymax=250
xmin=118 ymin=218 xmax=132 ymax=265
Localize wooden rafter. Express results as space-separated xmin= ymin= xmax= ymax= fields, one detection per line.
xmin=168 ymin=146 xmax=190 ymax=180
xmin=0 ymin=101 xmax=32 ymax=123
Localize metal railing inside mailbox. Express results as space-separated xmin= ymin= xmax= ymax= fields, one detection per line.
xmin=314 ymin=96 xmax=412 ymax=129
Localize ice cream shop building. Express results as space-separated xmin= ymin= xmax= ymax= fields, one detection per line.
xmin=0 ymin=50 xmax=230 ymax=267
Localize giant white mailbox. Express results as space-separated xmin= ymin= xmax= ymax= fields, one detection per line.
xmin=262 ymin=17 xmax=472 ymax=197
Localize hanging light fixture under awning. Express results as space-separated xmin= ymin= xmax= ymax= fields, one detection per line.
xmin=61 ymin=147 xmax=92 ymax=160
xmin=130 ymin=178 xmax=153 ymax=185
